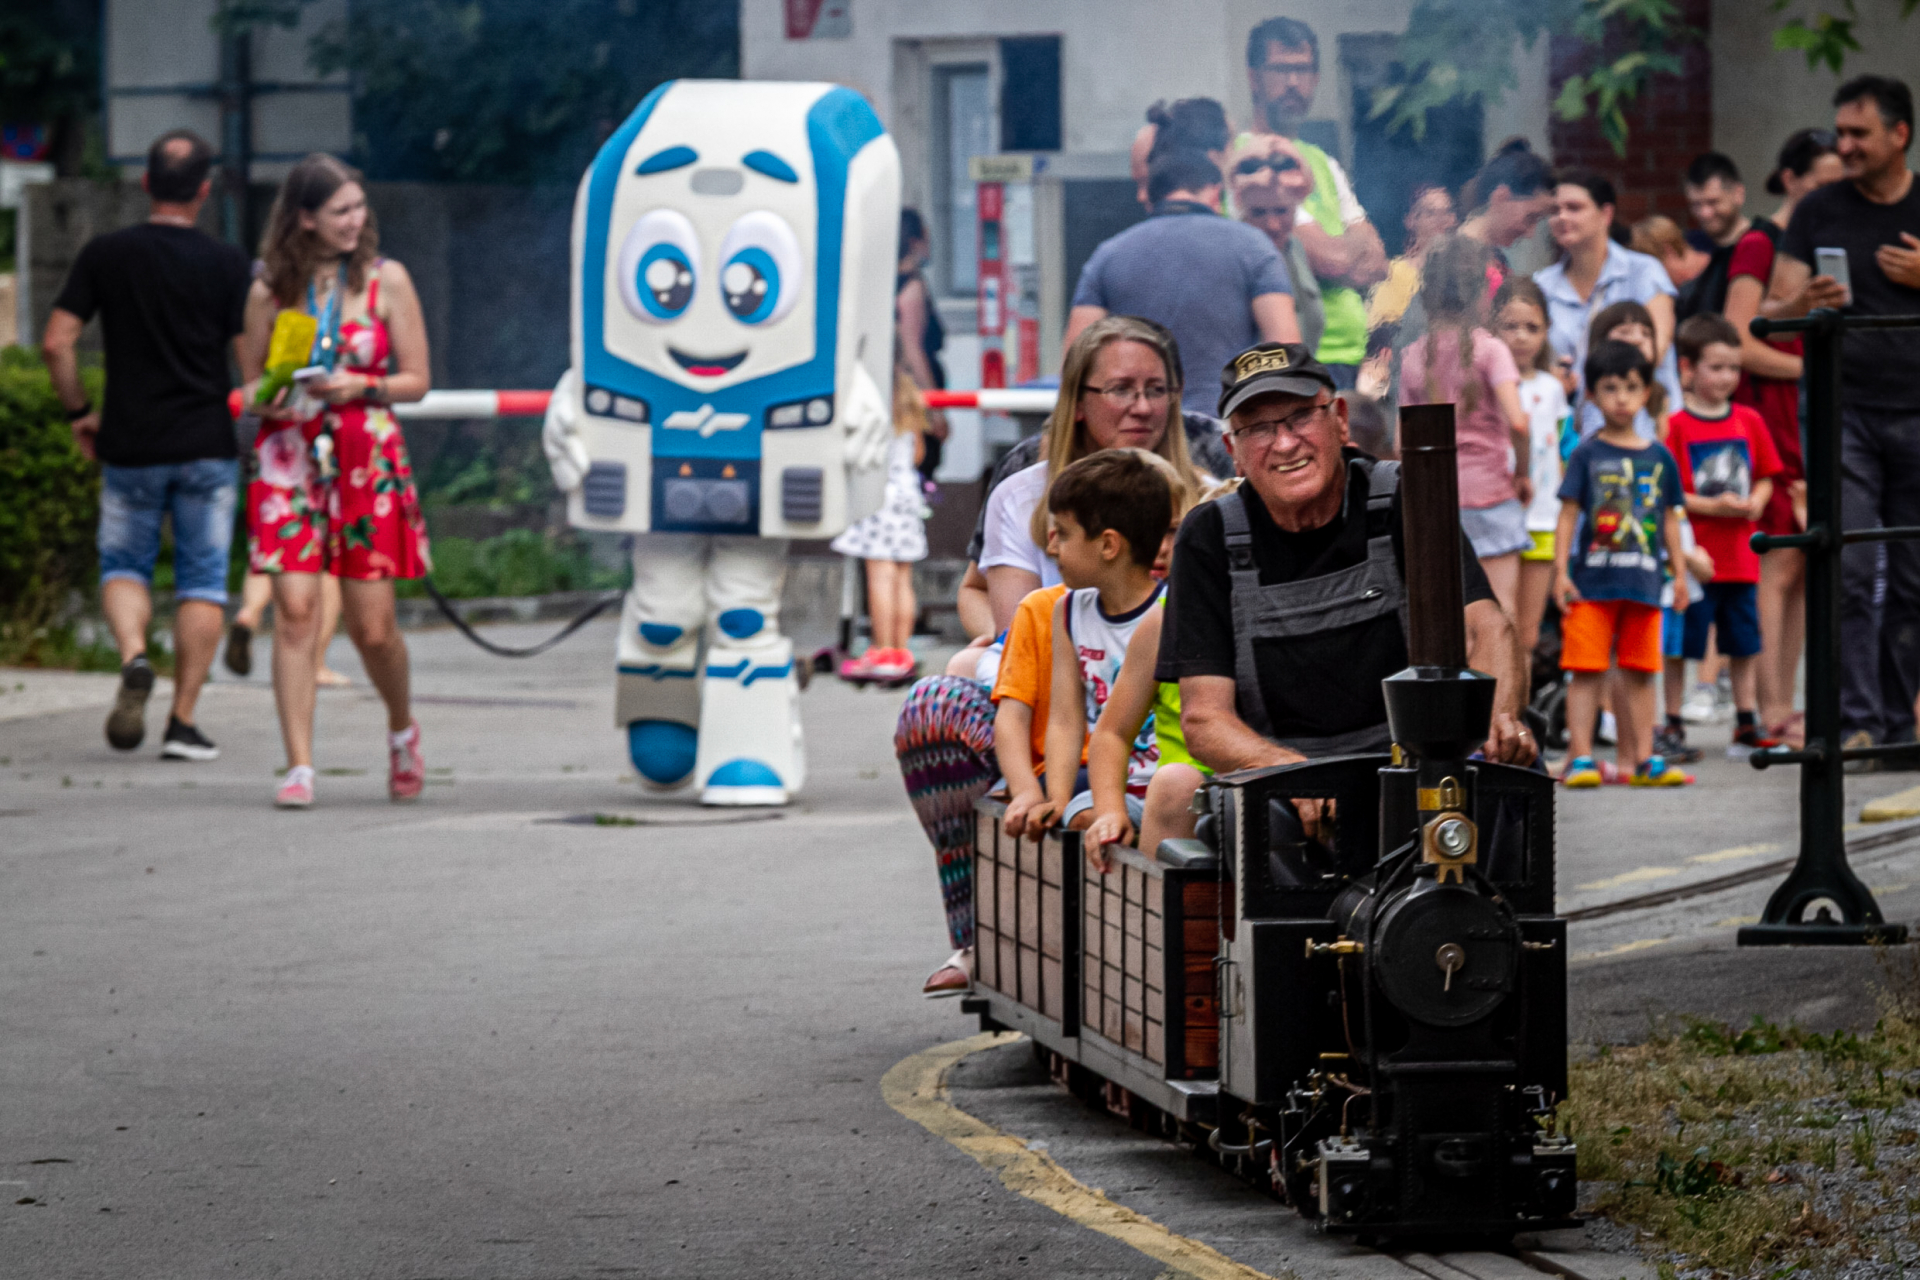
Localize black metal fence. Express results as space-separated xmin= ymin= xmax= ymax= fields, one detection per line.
xmin=1742 ymin=307 xmax=1915 ymax=946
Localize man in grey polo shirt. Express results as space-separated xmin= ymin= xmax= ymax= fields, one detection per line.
xmin=1065 ymin=148 xmax=1300 ymax=414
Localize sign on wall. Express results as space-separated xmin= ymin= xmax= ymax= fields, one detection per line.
xmin=785 ymin=0 xmax=851 ymax=39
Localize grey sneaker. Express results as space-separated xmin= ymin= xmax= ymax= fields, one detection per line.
xmin=106 ymin=656 xmax=154 ymax=751
xmin=1652 ymin=725 xmax=1703 ymax=763
xmin=1842 ymin=729 xmax=1881 ymax=774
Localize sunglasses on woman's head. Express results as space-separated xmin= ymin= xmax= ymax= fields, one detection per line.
xmin=1234 ymin=155 xmax=1301 ymax=177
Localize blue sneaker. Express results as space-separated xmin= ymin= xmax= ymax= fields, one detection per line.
xmin=628 ymin=720 xmax=697 ymax=789
xmin=1561 ymin=755 xmax=1602 ymax=788
xmin=700 ymin=758 xmax=789 ymax=807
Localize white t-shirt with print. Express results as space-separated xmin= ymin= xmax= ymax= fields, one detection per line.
xmin=1066 ymin=582 xmax=1164 ymax=797
xmin=1517 ymin=370 xmax=1573 ymax=532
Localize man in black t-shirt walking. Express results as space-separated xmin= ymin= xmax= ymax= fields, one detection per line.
xmin=41 ymin=130 xmax=252 ymax=760
xmin=1769 ymin=75 xmax=1920 ymax=759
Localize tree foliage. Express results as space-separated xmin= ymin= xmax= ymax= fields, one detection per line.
xmin=0 ymin=0 xmax=98 ymax=124
xmin=0 ymin=0 xmax=102 ymax=176
xmin=1382 ymin=0 xmax=1912 ymax=155
xmin=1770 ymin=0 xmax=1920 ymax=73
xmin=1374 ymin=0 xmax=1688 ymax=154
xmin=303 ymin=0 xmax=738 ymax=185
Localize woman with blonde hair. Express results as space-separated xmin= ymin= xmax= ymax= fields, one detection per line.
xmin=979 ymin=315 xmax=1205 ymax=626
xmin=238 ymin=153 xmax=432 ymax=809
xmin=898 ymin=315 xmax=1211 ymax=998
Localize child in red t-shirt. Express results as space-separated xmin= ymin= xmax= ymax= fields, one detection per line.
xmin=1665 ymin=314 xmax=1784 ymax=757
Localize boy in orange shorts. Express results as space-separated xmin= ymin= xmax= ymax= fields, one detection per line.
xmin=1553 ymin=341 xmax=1693 ymax=787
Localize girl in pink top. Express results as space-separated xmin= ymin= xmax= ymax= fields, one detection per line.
xmin=1400 ymin=235 xmax=1532 ymax=615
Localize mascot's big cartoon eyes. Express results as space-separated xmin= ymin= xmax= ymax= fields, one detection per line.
xmin=717 ymin=211 xmax=802 ymax=326
xmin=618 ymin=209 xmax=702 ymax=323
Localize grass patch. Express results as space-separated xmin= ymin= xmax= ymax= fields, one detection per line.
xmin=0 ymin=616 xmax=172 ymax=675
xmin=1566 ymin=949 xmax=1920 ymax=1277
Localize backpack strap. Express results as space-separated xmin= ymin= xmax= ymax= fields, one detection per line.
xmin=1363 ymin=458 xmax=1400 ymax=513
xmin=1220 ymin=489 xmax=1256 ymax=572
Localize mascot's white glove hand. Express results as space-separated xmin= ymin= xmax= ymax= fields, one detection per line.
xmin=542 ymin=368 xmax=592 ymax=494
xmin=841 ymin=362 xmax=892 ymax=473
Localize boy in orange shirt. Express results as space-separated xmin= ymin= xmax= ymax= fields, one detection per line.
xmin=993 ymin=582 xmax=1070 ymax=836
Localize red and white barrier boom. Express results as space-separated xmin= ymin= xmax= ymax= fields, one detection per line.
xmin=230 ymin=387 xmax=1059 ymax=420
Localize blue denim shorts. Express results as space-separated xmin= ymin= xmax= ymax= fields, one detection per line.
xmin=98 ymin=458 xmax=239 ymax=605
xmin=1682 ymin=580 xmax=1762 ymax=660
xmin=1460 ymin=498 xmax=1533 ymax=559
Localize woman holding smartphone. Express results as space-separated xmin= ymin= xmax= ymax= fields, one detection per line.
xmin=239 ymin=153 xmax=432 ymax=809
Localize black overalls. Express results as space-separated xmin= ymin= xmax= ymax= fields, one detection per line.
xmin=1219 ymin=458 xmax=1411 ymax=757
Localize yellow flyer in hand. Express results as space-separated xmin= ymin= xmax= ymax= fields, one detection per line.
xmin=255 ymin=309 xmax=319 ymax=405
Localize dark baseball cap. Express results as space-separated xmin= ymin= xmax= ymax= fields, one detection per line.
xmin=1217 ymin=341 xmax=1337 ymax=418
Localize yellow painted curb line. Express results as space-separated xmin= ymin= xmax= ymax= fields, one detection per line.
xmin=882 ymin=1030 xmax=1287 ymax=1280
xmin=1860 ymin=784 xmax=1920 ymax=823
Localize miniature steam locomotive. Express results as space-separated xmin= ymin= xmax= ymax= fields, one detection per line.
xmin=960 ymin=410 xmax=1577 ymax=1239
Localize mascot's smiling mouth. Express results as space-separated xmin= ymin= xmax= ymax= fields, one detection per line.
xmin=669 ymin=347 xmax=748 ymax=377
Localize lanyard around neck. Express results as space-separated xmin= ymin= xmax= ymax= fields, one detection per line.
xmin=306 ymin=262 xmax=348 ymax=370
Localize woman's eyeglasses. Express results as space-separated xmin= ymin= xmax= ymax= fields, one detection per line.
xmin=1083 ymin=381 xmax=1173 ymax=407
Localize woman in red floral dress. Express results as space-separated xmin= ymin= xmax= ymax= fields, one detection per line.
xmin=240 ymin=154 xmax=431 ymax=809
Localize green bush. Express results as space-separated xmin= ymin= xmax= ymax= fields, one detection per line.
xmin=0 ymin=347 xmax=102 ymax=643
xmin=397 ymin=528 xmax=624 ymax=599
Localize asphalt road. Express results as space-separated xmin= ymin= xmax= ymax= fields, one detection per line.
xmin=2 ymin=618 xmax=1915 ymax=1277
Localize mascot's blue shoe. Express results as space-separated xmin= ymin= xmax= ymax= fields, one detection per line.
xmin=628 ymin=720 xmax=698 ymax=791
xmin=700 ymin=758 xmax=789 ymax=808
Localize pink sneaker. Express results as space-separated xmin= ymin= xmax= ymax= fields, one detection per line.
xmin=389 ymin=721 xmax=424 ymax=801
xmin=275 ymin=765 xmax=315 ymax=809
xmin=838 ymin=649 xmax=877 ymax=682
xmin=867 ymin=647 xmax=918 ymax=682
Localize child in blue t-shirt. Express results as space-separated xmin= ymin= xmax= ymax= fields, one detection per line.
xmin=1552 ymin=341 xmax=1692 ymax=788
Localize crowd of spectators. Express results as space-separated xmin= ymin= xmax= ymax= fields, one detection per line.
xmin=901 ymin=16 xmax=1920 ymax=992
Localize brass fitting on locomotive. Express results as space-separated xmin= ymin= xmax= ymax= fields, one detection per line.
xmin=1416 ymin=775 xmax=1477 ymax=885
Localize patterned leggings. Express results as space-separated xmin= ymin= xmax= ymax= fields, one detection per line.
xmin=894 ymin=675 xmax=1000 ymax=951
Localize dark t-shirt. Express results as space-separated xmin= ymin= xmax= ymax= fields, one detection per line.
xmin=1555 ymin=435 xmax=1683 ymax=606
xmin=963 ymin=413 xmax=1236 ymax=563
xmin=1071 ymin=202 xmax=1293 ymax=414
xmin=1779 ymin=177 xmax=1920 ymax=410
xmin=1155 ymin=452 xmax=1496 ymax=742
xmin=53 ymin=222 xmax=251 ymax=467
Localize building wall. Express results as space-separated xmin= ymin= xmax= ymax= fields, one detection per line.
xmin=106 ymin=0 xmax=350 ymax=178
xmin=1713 ymin=0 xmax=1920 ymax=214
xmin=1548 ymin=0 xmax=1713 ymax=225
xmin=742 ymin=1 xmax=1566 ymax=193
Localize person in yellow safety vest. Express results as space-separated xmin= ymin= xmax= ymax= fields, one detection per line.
xmin=1241 ymin=16 xmax=1390 ymax=388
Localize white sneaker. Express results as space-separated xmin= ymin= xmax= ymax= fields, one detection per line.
xmin=1681 ymin=682 xmax=1718 ymax=724
xmin=1596 ymin=710 xmax=1618 ymax=745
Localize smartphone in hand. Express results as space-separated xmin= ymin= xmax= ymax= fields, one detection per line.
xmin=1815 ymin=246 xmax=1852 ymax=305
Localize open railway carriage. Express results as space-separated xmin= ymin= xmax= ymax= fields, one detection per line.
xmin=960 ymin=406 xmax=1578 ymax=1239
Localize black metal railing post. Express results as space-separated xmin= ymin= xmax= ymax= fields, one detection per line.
xmin=1742 ymin=308 xmax=1909 ymax=945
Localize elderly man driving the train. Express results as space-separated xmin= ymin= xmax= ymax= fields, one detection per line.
xmin=1155 ymin=342 xmax=1537 ymax=801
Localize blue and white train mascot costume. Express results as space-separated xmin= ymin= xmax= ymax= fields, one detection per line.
xmin=544 ymin=81 xmax=900 ymax=805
